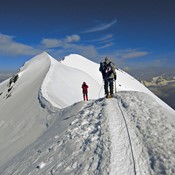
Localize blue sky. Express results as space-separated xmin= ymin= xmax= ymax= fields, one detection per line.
xmin=0 ymin=0 xmax=175 ymax=71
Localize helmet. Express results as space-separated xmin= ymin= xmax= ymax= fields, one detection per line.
xmin=104 ymin=57 xmax=110 ymax=63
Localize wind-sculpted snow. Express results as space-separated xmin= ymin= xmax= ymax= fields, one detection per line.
xmin=0 ymin=52 xmax=52 ymax=166
xmin=62 ymin=54 xmax=175 ymax=118
xmin=1 ymin=91 xmax=174 ymax=175
xmin=41 ymin=54 xmax=103 ymax=108
xmin=0 ymin=52 xmax=175 ymax=175
xmin=106 ymin=97 xmax=151 ymax=175
xmin=0 ymin=99 xmax=110 ymax=175
xmin=116 ymin=91 xmax=175 ymax=175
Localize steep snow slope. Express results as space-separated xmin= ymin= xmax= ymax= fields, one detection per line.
xmin=61 ymin=54 xmax=175 ymax=118
xmin=0 ymin=52 xmax=175 ymax=175
xmin=0 ymin=52 xmax=52 ymax=166
xmin=41 ymin=55 xmax=102 ymax=108
xmin=61 ymin=54 xmax=103 ymax=85
xmin=0 ymin=52 xmax=104 ymax=167
xmin=0 ymin=92 xmax=174 ymax=175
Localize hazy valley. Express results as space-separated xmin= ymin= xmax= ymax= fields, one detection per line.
xmin=140 ymin=75 xmax=175 ymax=110
xmin=126 ymin=67 xmax=175 ymax=110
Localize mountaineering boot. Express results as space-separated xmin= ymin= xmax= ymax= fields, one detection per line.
xmin=110 ymin=94 xmax=114 ymax=98
xmin=106 ymin=94 xmax=112 ymax=98
xmin=106 ymin=94 xmax=110 ymax=98
xmin=106 ymin=93 xmax=114 ymax=98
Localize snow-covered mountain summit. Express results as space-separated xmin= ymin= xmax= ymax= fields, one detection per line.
xmin=61 ymin=53 xmax=175 ymax=116
xmin=39 ymin=52 xmax=174 ymax=113
xmin=0 ymin=52 xmax=175 ymax=175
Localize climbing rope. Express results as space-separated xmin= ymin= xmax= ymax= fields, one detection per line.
xmin=98 ymin=79 xmax=104 ymax=98
xmin=116 ymin=97 xmax=137 ymax=175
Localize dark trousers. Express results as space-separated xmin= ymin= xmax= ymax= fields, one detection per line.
xmin=104 ymin=78 xmax=114 ymax=95
xmin=83 ymin=93 xmax=88 ymax=101
xmin=83 ymin=90 xmax=88 ymax=101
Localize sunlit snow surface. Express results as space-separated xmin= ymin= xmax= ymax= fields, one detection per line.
xmin=0 ymin=52 xmax=175 ymax=175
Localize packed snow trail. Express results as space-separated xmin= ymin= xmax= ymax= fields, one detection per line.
xmin=115 ymin=91 xmax=175 ymax=175
xmin=0 ymin=96 xmax=148 ymax=175
xmin=0 ymin=99 xmax=111 ymax=175
xmin=105 ymin=97 xmax=151 ymax=175
xmin=0 ymin=92 xmax=175 ymax=175
xmin=107 ymin=98 xmax=135 ymax=174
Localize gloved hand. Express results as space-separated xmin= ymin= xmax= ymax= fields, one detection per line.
xmin=114 ymin=74 xmax=116 ymax=80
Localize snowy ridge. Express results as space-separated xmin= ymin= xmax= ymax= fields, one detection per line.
xmin=61 ymin=54 xmax=175 ymax=116
xmin=40 ymin=54 xmax=102 ymax=108
xmin=117 ymin=92 xmax=175 ymax=175
xmin=61 ymin=54 xmax=103 ymax=85
xmin=107 ymin=97 xmax=151 ymax=175
xmin=1 ymin=92 xmax=174 ymax=175
xmin=0 ymin=52 xmax=52 ymax=166
xmin=38 ymin=53 xmax=175 ymax=116
xmin=38 ymin=54 xmax=59 ymax=112
xmin=0 ymin=52 xmax=175 ymax=175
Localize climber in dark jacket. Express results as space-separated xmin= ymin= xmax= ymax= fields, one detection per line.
xmin=99 ymin=57 xmax=116 ymax=98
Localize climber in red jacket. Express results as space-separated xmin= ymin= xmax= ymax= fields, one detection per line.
xmin=81 ymin=82 xmax=88 ymax=101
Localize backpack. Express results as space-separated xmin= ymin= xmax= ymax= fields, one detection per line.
xmin=100 ymin=62 xmax=114 ymax=77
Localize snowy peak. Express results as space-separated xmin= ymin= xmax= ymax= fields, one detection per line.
xmin=1 ymin=51 xmax=174 ymax=114
xmin=22 ymin=51 xmax=51 ymax=67
xmin=40 ymin=54 xmax=102 ymax=109
xmin=61 ymin=54 xmax=98 ymax=66
xmin=61 ymin=54 xmax=102 ymax=85
xmin=0 ymin=52 xmax=175 ymax=175
xmin=0 ymin=51 xmax=174 ymax=116
xmin=60 ymin=54 xmax=175 ymax=115
xmin=20 ymin=52 xmax=173 ymax=114
xmin=0 ymin=52 xmax=51 ymax=166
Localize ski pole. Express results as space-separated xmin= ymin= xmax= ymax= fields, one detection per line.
xmin=115 ymin=80 xmax=117 ymax=93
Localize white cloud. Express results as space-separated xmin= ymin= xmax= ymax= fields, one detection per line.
xmin=54 ymin=43 xmax=98 ymax=58
xmin=97 ymin=43 xmax=114 ymax=49
xmin=122 ymin=50 xmax=149 ymax=59
xmin=40 ymin=35 xmax=98 ymax=58
xmin=0 ymin=33 xmax=97 ymax=59
xmin=87 ymin=34 xmax=114 ymax=43
xmin=83 ymin=20 xmax=117 ymax=33
xmin=41 ymin=34 xmax=80 ymax=49
xmin=65 ymin=34 xmax=80 ymax=43
xmin=111 ymin=49 xmax=149 ymax=60
xmin=0 ymin=33 xmax=41 ymax=56
xmin=0 ymin=33 xmax=149 ymax=65
xmin=41 ymin=38 xmax=63 ymax=48
xmin=41 ymin=38 xmax=62 ymax=48
xmin=97 ymin=49 xmax=150 ymax=68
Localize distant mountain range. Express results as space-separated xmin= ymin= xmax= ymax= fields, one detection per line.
xmin=140 ymin=75 xmax=175 ymax=86
xmin=139 ymin=75 xmax=175 ymax=110
xmin=127 ymin=67 xmax=175 ymax=81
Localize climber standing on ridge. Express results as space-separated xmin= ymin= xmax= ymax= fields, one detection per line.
xmin=99 ymin=57 xmax=117 ymax=98
xmin=81 ymin=82 xmax=89 ymax=101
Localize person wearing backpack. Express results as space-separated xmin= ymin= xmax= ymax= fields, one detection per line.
xmin=99 ymin=57 xmax=116 ymax=98
xmin=81 ymin=82 xmax=89 ymax=101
